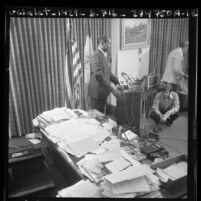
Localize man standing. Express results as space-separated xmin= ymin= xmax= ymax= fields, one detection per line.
xmin=150 ymin=81 xmax=180 ymax=126
xmin=162 ymin=41 xmax=189 ymax=91
xmin=88 ymin=35 xmax=121 ymax=113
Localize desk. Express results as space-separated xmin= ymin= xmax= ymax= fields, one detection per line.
xmin=40 ymin=129 xmax=84 ymax=183
xmin=37 ymin=115 xmax=187 ymax=198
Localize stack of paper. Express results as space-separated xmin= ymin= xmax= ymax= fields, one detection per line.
xmin=40 ymin=107 xmax=77 ymax=123
xmin=44 ymin=118 xmax=102 ymax=156
xmin=98 ymin=148 xmax=121 ymax=163
xmin=120 ymin=149 xmax=141 ymax=167
xmin=77 ymin=154 xmax=104 ymax=183
xmin=100 ymin=180 xmax=137 ymax=198
xmin=100 ymin=164 xmax=160 ymax=198
xmin=121 ymin=130 xmax=138 ymax=141
xmin=156 ymin=161 xmax=187 ymax=182
xmin=57 ymin=179 xmax=101 ymax=197
xmin=105 ymin=157 xmax=131 ymax=173
xmin=72 ymin=109 xmax=89 ymax=118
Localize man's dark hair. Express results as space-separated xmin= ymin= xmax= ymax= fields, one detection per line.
xmin=98 ymin=35 xmax=110 ymax=45
xmin=179 ymin=41 xmax=189 ymax=48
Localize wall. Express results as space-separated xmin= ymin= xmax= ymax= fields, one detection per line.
xmin=108 ymin=19 xmax=150 ymax=107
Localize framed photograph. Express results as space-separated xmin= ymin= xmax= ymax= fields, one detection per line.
xmin=120 ymin=19 xmax=151 ymax=50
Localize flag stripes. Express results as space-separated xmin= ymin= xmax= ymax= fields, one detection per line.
xmin=71 ymin=38 xmax=83 ymax=108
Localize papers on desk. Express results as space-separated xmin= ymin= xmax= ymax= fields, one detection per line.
xmin=105 ymin=157 xmax=131 ymax=173
xmin=41 ymin=107 xmax=77 ymax=123
xmin=77 ymin=154 xmax=104 ymax=183
xmin=100 ymin=163 xmax=160 ymax=198
xmin=72 ymin=109 xmax=89 ymax=118
xmin=156 ymin=161 xmax=187 ymax=182
xmin=122 ymin=130 xmax=138 ymax=141
xmin=100 ymin=180 xmax=137 ymax=198
xmin=101 ymin=139 xmax=120 ymax=151
xmin=57 ymin=179 xmax=101 ymax=197
xmin=45 ymin=118 xmax=105 ymax=156
xmin=120 ymin=149 xmax=141 ymax=167
xmin=28 ymin=139 xmax=41 ymax=145
xmin=98 ymin=148 xmax=121 ymax=163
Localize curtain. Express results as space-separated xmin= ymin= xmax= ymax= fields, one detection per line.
xmin=9 ymin=17 xmax=111 ymax=138
xmin=9 ymin=17 xmax=69 ymax=138
xmin=72 ymin=18 xmax=111 ymax=67
xmin=70 ymin=18 xmax=111 ymax=110
xmin=149 ymin=18 xmax=189 ymax=77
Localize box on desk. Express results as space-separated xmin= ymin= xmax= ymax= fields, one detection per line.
xmin=150 ymin=154 xmax=187 ymax=194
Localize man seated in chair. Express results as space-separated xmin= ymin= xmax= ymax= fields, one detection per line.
xmin=150 ymin=81 xmax=180 ymax=126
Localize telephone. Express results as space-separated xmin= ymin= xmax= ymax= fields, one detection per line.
xmin=120 ymin=72 xmax=144 ymax=88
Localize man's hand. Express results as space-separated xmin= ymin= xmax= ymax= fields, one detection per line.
xmin=162 ymin=112 xmax=170 ymax=121
xmin=112 ymin=88 xmax=122 ymax=98
xmin=117 ymin=84 xmax=124 ymax=91
xmin=159 ymin=113 xmax=164 ymax=120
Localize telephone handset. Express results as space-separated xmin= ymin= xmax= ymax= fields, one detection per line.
xmin=121 ymin=72 xmax=139 ymax=87
xmin=121 ymin=72 xmax=134 ymax=84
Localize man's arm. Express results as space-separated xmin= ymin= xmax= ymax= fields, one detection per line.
xmin=172 ymin=57 xmax=185 ymax=79
xmin=92 ymin=54 xmax=113 ymax=92
xmin=163 ymin=92 xmax=180 ymax=120
xmin=110 ymin=73 xmax=120 ymax=85
xmin=152 ymin=93 xmax=163 ymax=118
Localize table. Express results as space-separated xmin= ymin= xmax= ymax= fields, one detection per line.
xmin=40 ymin=128 xmax=84 ymax=183
xmin=38 ymin=117 xmax=187 ymax=198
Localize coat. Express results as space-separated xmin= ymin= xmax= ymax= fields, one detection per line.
xmin=162 ymin=47 xmax=184 ymax=85
xmin=88 ymin=49 xmax=119 ymax=100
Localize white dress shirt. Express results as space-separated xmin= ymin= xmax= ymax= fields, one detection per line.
xmin=162 ymin=47 xmax=184 ymax=85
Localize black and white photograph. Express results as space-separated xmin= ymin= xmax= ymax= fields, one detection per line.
xmin=5 ymin=7 xmax=197 ymax=199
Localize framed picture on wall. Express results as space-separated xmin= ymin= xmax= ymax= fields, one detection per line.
xmin=120 ymin=19 xmax=151 ymax=50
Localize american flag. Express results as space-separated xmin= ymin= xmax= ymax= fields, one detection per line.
xmin=71 ymin=23 xmax=83 ymax=109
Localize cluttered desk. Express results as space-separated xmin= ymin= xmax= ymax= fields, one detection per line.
xmin=32 ymin=107 xmax=187 ymax=198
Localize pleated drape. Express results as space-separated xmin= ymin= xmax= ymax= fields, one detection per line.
xmin=9 ymin=18 xmax=68 ymax=138
xmin=72 ymin=18 xmax=111 ymax=67
xmin=149 ymin=18 xmax=189 ymax=76
xmin=9 ymin=17 xmax=111 ymax=138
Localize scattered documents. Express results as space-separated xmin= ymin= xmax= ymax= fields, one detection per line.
xmin=100 ymin=180 xmax=137 ymax=198
xmin=110 ymin=176 xmax=150 ymax=194
xmin=98 ymin=148 xmax=121 ymax=163
xmin=57 ymin=179 xmax=101 ymax=197
xmin=77 ymin=154 xmax=104 ymax=182
xmin=156 ymin=161 xmax=187 ymax=182
xmin=28 ymin=138 xmax=41 ymax=145
xmin=120 ymin=149 xmax=141 ymax=167
xmin=105 ymin=157 xmax=131 ymax=173
xmin=163 ymin=161 xmax=187 ymax=180
xmin=122 ymin=130 xmax=138 ymax=141
xmin=73 ymin=109 xmax=89 ymax=118
xmin=41 ymin=107 xmax=77 ymax=122
xmin=101 ymin=139 xmax=120 ymax=151
xmin=45 ymin=118 xmax=101 ymax=156
xmin=101 ymin=163 xmax=160 ymax=198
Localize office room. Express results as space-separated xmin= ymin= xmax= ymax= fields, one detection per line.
xmin=6 ymin=8 xmax=197 ymax=198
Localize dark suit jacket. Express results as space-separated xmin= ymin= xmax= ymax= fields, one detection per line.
xmin=88 ymin=49 xmax=119 ymax=100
